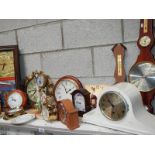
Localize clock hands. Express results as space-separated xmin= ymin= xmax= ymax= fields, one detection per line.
xmin=66 ymin=87 xmax=75 ymax=94
xmin=62 ymin=83 xmax=67 ymax=93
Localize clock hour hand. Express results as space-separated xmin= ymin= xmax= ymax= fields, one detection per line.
xmin=62 ymin=83 xmax=67 ymax=93
xmin=107 ymin=98 xmax=114 ymax=108
xmin=66 ymin=87 xmax=75 ymax=94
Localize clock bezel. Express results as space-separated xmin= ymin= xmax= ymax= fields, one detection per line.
xmin=6 ymin=89 xmax=27 ymax=110
xmin=99 ymin=91 xmax=128 ymax=121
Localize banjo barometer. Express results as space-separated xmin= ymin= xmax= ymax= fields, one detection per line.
xmin=128 ymin=19 xmax=155 ymax=113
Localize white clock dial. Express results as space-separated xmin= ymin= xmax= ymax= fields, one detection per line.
xmin=139 ymin=36 xmax=151 ymax=47
xmin=8 ymin=92 xmax=23 ymax=109
xmin=55 ymin=80 xmax=78 ymax=101
xmin=74 ymin=93 xmax=85 ymax=112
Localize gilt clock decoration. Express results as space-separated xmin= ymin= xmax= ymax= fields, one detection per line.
xmin=71 ymin=88 xmax=92 ymax=116
xmin=53 ymin=75 xmax=83 ymax=103
xmin=25 ymin=71 xmax=57 ymax=120
xmin=0 ymin=45 xmax=21 ymax=111
xmin=128 ymin=19 xmax=155 ymax=113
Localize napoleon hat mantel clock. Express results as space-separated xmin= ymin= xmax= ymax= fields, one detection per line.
xmin=128 ymin=19 xmax=155 ymax=113
xmin=83 ymin=82 xmax=155 ymax=134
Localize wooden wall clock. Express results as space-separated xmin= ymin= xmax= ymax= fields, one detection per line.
xmin=53 ymin=75 xmax=83 ymax=103
xmin=57 ymin=99 xmax=79 ymax=130
xmin=0 ymin=45 xmax=21 ymax=111
xmin=112 ymin=43 xmax=126 ymax=83
xmin=128 ymin=19 xmax=155 ymax=113
xmin=71 ymin=88 xmax=92 ymax=116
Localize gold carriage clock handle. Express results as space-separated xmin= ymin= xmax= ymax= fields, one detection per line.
xmin=112 ymin=43 xmax=126 ymax=83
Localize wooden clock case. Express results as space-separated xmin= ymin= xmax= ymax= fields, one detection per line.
xmin=71 ymin=88 xmax=92 ymax=116
xmin=57 ymin=99 xmax=79 ymax=130
xmin=112 ymin=43 xmax=126 ymax=83
xmin=129 ymin=19 xmax=155 ymax=112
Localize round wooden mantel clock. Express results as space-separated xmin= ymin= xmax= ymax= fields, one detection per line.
xmin=128 ymin=19 xmax=155 ymax=113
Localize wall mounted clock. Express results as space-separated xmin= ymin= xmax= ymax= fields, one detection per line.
xmin=128 ymin=19 xmax=155 ymax=113
xmin=71 ymin=88 xmax=91 ymax=116
xmin=112 ymin=43 xmax=126 ymax=83
xmin=53 ymin=75 xmax=83 ymax=103
xmin=83 ymin=82 xmax=155 ymax=134
xmin=57 ymin=99 xmax=79 ymax=130
xmin=0 ymin=45 xmax=21 ymax=111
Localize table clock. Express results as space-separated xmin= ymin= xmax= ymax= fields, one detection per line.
xmin=71 ymin=88 xmax=91 ymax=116
xmin=83 ymin=82 xmax=155 ymax=134
xmin=57 ymin=99 xmax=79 ymax=130
xmin=128 ymin=19 xmax=155 ymax=113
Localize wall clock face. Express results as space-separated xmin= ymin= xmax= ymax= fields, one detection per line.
xmin=74 ymin=93 xmax=86 ymax=112
xmin=99 ymin=91 xmax=128 ymax=121
xmin=129 ymin=62 xmax=155 ymax=92
xmin=139 ymin=36 xmax=151 ymax=47
xmin=54 ymin=76 xmax=83 ymax=102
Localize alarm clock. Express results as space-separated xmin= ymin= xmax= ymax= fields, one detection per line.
xmin=83 ymin=82 xmax=155 ymax=134
xmin=53 ymin=75 xmax=83 ymax=103
xmin=128 ymin=19 xmax=155 ymax=112
xmin=71 ymin=88 xmax=91 ymax=116
xmin=57 ymin=99 xmax=79 ymax=130
xmin=6 ymin=89 xmax=27 ymax=113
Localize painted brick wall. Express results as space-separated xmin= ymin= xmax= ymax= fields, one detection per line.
xmin=0 ymin=19 xmax=154 ymax=85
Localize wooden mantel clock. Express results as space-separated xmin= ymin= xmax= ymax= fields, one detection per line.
xmin=112 ymin=43 xmax=126 ymax=83
xmin=128 ymin=19 xmax=155 ymax=113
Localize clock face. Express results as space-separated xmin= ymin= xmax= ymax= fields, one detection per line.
xmin=8 ymin=92 xmax=23 ymax=109
xmin=74 ymin=93 xmax=85 ymax=112
xmin=27 ymin=78 xmax=40 ymax=103
xmin=129 ymin=62 xmax=155 ymax=92
xmin=0 ymin=51 xmax=15 ymax=78
xmin=139 ymin=36 xmax=151 ymax=47
xmin=54 ymin=76 xmax=83 ymax=102
xmin=36 ymin=74 xmax=47 ymax=88
xmin=99 ymin=92 xmax=127 ymax=121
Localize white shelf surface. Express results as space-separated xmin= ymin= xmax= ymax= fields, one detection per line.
xmin=0 ymin=117 xmax=132 ymax=135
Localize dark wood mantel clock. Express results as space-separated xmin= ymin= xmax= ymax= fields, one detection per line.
xmin=128 ymin=19 xmax=155 ymax=113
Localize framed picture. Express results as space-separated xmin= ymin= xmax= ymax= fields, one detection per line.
xmin=0 ymin=45 xmax=21 ymax=110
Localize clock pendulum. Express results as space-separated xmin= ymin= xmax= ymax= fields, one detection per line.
xmin=128 ymin=19 xmax=155 ymax=113
xmin=112 ymin=43 xmax=126 ymax=83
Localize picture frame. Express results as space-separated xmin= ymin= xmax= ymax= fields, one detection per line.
xmin=0 ymin=45 xmax=21 ymax=110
